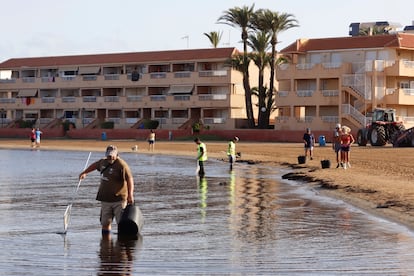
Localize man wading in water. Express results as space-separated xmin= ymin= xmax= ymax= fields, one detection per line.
xmin=79 ymin=145 xmax=134 ymax=236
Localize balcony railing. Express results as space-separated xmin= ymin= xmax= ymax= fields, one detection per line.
xmin=104 ymin=74 xmax=120 ymax=80
xmin=62 ymin=97 xmax=76 ymax=103
xmin=321 ymin=90 xmax=339 ymax=97
xmin=22 ymin=77 xmax=36 ymax=83
xmin=126 ymin=95 xmax=142 ymax=102
xmin=0 ymin=78 xmax=16 ymax=83
xmin=174 ymin=72 xmax=191 ymax=78
xmin=198 ymin=70 xmax=227 ymax=77
xmin=199 ymin=94 xmax=227 ymax=101
xmin=0 ymin=98 xmax=16 ymax=103
xmin=83 ymin=96 xmax=97 ymax=102
xmin=61 ymin=76 xmax=76 ymax=81
xmin=41 ymin=97 xmax=55 ymax=103
xmin=296 ymin=90 xmax=314 ymax=97
xmin=150 ymin=72 xmax=167 ymax=79
xmin=203 ymin=117 xmax=225 ymax=124
xmin=83 ymin=76 xmax=97 ymax=81
xmin=174 ymin=95 xmax=190 ymax=101
xmin=277 ymin=91 xmax=289 ymax=97
xmin=104 ymin=96 xmax=120 ymax=102
xmin=150 ymin=95 xmax=166 ymax=101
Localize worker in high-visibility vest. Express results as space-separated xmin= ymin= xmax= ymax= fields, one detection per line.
xmin=227 ymin=136 xmax=239 ymax=170
xmin=194 ymin=137 xmax=207 ymax=177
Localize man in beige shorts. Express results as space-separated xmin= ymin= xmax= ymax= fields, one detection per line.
xmin=79 ymin=145 xmax=134 ymax=236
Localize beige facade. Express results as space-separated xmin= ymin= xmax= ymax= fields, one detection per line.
xmin=276 ymin=33 xmax=414 ymax=132
xmin=0 ymin=48 xmax=259 ymax=130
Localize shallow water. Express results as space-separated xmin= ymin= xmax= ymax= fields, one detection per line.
xmin=1 ymin=148 xmax=414 ymax=275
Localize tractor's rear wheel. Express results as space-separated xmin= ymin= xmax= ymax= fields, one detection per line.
xmin=370 ymin=125 xmax=387 ymax=146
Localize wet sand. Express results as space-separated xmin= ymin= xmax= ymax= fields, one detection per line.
xmin=2 ymin=138 xmax=414 ymax=230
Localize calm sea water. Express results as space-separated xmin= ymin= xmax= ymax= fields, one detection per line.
xmin=1 ymin=148 xmax=414 ymax=275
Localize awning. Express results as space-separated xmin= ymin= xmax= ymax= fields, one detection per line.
xmin=17 ymin=89 xmax=37 ymax=97
xmin=58 ymin=67 xmax=78 ymax=72
xmin=78 ymin=66 xmax=100 ymax=75
xmin=168 ymin=85 xmax=194 ymax=94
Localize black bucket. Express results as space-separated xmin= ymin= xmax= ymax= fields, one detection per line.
xmin=297 ymin=155 xmax=306 ymax=164
xmin=321 ymin=159 xmax=331 ymax=169
xmin=118 ymin=204 xmax=144 ymax=238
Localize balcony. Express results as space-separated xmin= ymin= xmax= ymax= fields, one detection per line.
xmin=385 ymin=60 xmax=414 ymax=76
xmin=384 ymin=88 xmax=414 ymax=105
xmin=277 ymin=62 xmax=352 ymax=80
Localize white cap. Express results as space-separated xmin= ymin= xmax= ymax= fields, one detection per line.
xmin=335 ymin=123 xmax=341 ymax=129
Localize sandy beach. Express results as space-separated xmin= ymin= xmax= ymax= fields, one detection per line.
xmin=2 ymin=138 xmax=414 ymax=230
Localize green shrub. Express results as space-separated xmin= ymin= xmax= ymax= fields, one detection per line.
xmin=101 ymin=121 xmax=114 ymax=129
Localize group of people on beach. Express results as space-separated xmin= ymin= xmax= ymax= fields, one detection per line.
xmin=303 ymin=124 xmax=355 ymax=169
xmin=30 ymin=128 xmax=43 ymax=148
xmin=78 ymin=134 xmax=239 ymax=237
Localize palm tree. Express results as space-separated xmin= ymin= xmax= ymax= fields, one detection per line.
xmin=218 ymin=5 xmax=255 ymax=128
xmin=252 ymin=9 xmax=298 ymax=127
xmin=247 ymin=31 xmax=271 ymax=128
xmin=204 ymin=31 xmax=223 ymax=48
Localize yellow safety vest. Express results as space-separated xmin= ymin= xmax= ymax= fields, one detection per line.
xmin=197 ymin=142 xmax=208 ymax=161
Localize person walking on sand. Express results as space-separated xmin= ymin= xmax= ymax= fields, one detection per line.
xmin=147 ymin=129 xmax=155 ymax=151
xmin=30 ymin=128 xmax=36 ymax=148
xmin=340 ymin=126 xmax=355 ymax=169
xmin=227 ymin=136 xmax=239 ymax=170
xmin=35 ymin=128 xmax=43 ymax=147
xmin=194 ymin=137 xmax=207 ymax=177
xmin=332 ymin=123 xmax=342 ymax=168
xmin=79 ymin=145 xmax=135 ymax=236
xmin=303 ymin=128 xmax=315 ymax=160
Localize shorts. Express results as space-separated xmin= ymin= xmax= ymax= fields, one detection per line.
xmin=228 ymin=155 xmax=235 ymax=164
xmin=100 ymin=200 xmax=127 ymax=227
xmin=341 ymin=145 xmax=350 ymax=152
xmin=334 ymin=143 xmax=341 ymax=153
xmin=148 ymin=140 xmax=155 ymax=144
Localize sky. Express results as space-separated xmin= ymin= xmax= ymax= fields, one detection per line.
xmin=0 ymin=0 xmax=413 ymax=62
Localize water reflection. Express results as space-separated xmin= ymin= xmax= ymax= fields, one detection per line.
xmin=197 ymin=177 xmax=208 ymax=222
xmin=2 ymin=149 xmax=414 ymax=275
xmin=98 ymin=235 xmax=143 ymax=276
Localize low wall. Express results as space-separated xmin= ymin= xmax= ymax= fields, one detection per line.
xmin=0 ymin=127 xmax=338 ymax=144
xmin=0 ymin=128 xmax=65 ymax=139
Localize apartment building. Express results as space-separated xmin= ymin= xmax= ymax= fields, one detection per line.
xmin=275 ymin=32 xmax=414 ymax=132
xmin=0 ymin=48 xmax=256 ymax=130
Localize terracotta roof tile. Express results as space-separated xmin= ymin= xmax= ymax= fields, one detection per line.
xmin=0 ymin=48 xmax=238 ymax=69
xmin=280 ymin=33 xmax=414 ymax=53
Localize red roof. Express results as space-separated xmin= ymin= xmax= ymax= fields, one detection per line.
xmin=280 ymin=33 xmax=414 ymax=53
xmin=0 ymin=47 xmax=238 ymax=69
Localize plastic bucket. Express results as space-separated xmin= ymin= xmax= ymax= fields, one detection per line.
xmin=118 ymin=204 xmax=144 ymax=238
xmin=298 ymin=155 xmax=306 ymax=164
xmin=321 ymin=159 xmax=331 ymax=169
xmin=319 ymin=135 xmax=326 ymax=146
xmin=101 ymin=132 xmax=107 ymax=141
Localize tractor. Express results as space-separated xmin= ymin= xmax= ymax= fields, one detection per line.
xmin=356 ymin=108 xmax=405 ymax=146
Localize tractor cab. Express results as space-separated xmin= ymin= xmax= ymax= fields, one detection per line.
xmin=371 ymin=108 xmax=396 ymax=123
